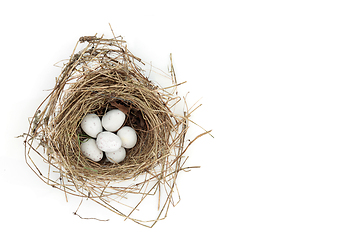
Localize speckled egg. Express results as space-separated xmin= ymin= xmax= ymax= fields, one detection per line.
xmin=101 ymin=109 xmax=126 ymax=132
xmin=106 ymin=147 xmax=126 ymax=163
xmin=80 ymin=138 xmax=103 ymax=162
xmin=117 ymin=126 xmax=137 ymax=149
xmin=80 ymin=113 xmax=103 ymax=138
xmin=96 ymin=131 xmax=122 ymax=152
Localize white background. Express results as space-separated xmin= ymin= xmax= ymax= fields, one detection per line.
xmin=1 ymin=0 xmax=360 ymax=239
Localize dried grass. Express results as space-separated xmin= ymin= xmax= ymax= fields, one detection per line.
xmin=23 ymin=32 xmax=211 ymax=227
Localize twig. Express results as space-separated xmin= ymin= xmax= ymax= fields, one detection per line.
xmin=73 ymin=198 xmax=109 ymax=222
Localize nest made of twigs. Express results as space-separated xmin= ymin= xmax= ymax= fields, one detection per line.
xmin=24 ymin=34 xmax=210 ymax=227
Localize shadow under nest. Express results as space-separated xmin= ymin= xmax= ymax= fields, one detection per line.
xmin=24 ymin=35 xmax=209 ymax=227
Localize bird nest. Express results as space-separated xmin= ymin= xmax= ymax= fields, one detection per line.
xmin=23 ymin=34 xmax=210 ymax=227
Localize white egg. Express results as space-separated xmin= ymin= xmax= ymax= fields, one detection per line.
xmin=102 ymin=109 xmax=126 ymax=132
xmin=96 ymin=131 xmax=122 ymax=152
xmin=106 ymin=147 xmax=126 ymax=163
xmin=117 ymin=126 xmax=137 ymax=149
xmin=80 ymin=138 xmax=103 ymax=162
xmin=80 ymin=113 xmax=102 ymax=138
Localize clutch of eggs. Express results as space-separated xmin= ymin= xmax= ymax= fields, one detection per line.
xmin=80 ymin=109 xmax=137 ymax=163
